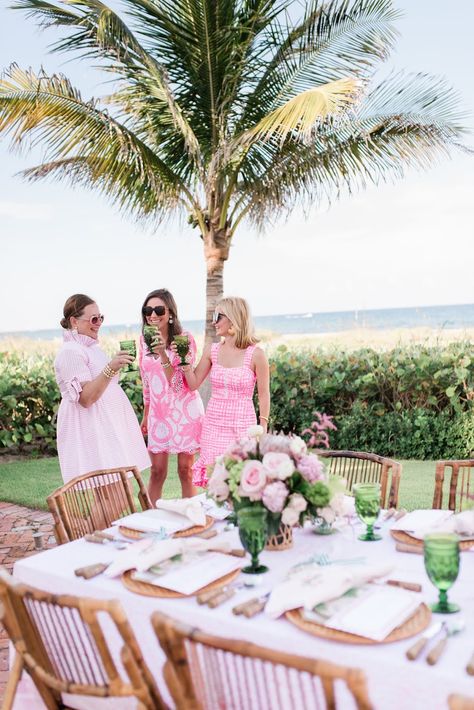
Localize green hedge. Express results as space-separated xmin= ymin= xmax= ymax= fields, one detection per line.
xmin=1 ymin=343 xmax=473 ymax=458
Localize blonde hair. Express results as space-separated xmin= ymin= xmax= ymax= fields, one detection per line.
xmin=217 ymin=296 xmax=259 ymax=349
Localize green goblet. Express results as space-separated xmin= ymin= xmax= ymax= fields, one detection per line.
xmin=174 ymin=334 xmax=190 ymax=366
xmin=237 ymin=506 xmax=269 ymax=574
xmin=119 ymin=339 xmax=136 ymax=371
xmin=143 ymin=325 xmax=158 ymax=357
xmin=424 ymin=533 xmax=460 ymax=613
xmin=354 ymin=483 xmax=382 ymax=541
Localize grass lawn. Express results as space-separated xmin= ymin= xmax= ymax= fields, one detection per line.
xmin=0 ymin=457 xmax=449 ymax=511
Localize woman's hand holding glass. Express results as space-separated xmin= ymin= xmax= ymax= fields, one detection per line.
xmin=150 ymin=332 xmax=167 ymax=358
xmin=170 ymin=341 xmax=192 ymax=371
xmin=109 ymin=350 xmax=135 ymax=372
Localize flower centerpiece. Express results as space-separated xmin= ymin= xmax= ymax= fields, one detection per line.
xmin=207 ymin=425 xmax=345 ymax=549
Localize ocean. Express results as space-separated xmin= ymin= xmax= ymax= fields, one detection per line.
xmin=1 ymin=303 xmax=473 ymax=341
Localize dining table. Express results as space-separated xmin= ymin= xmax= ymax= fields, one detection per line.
xmin=10 ymin=513 xmax=474 ymax=710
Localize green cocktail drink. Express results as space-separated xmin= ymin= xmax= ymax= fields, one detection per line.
xmin=119 ymin=339 xmax=136 ymax=371
xmin=143 ymin=325 xmax=158 ymax=357
xmin=174 ymin=334 xmax=190 ymax=366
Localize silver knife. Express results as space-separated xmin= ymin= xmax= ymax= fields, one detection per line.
xmin=406 ymin=621 xmax=443 ymax=660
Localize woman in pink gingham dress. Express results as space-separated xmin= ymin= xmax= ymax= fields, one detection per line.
xmin=176 ymin=297 xmax=270 ymax=487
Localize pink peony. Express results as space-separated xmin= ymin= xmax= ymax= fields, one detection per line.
xmin=262 ymin=452 xmax=294 ymax=480
xmin=239 ymin=460 xmax=267 ymax=500
xmin=208 ymin=462 xmax=230 ymax=502
xmin=262 ymin=481 xmax=288 ymax=513
xmin=281 ymin=506 xmax=299 ymax=526
xmin=297 ymin=454 xmax=325 ymax=482
xmin=289 ymin=436 xmax=307 ymax=458
xmin=288 ymin=493 xmax=307 ymax=512
xmin=238 ymin=437 xmax=257 ymax=457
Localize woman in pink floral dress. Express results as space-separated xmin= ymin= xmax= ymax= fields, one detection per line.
xmin=178 ymin=297 xmax=270 ymax=488
xmin=139 ymin=289 xmax=204 ymax=502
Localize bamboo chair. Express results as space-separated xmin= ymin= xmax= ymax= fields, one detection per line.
xmin=47 ymin=466 xmax=152 ymax=545
xmin=151 ymin=611 xmax=373 ymax=710
xmin=0 ymin=567 xmax=167 ymax=710
xmin=448 ymin=694 xmax=474 ymax=710
xmin=432 ymin=459 xmax=474 ymax=511
xmin=316 ymin=450 xmax=402 ymax=509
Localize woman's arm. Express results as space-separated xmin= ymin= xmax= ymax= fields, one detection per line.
xmin=150 ymin=332 xmax=174 ymax=384
xmin=79 ymin=352 xmax=133 ymax=408
xmin=253 ymin=348 xmax=270 ymax=432
xmin=180 ymin=343 xmax=213 ymax=391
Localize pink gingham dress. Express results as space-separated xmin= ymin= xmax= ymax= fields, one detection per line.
xmin=192 ymin=342 xmax=257 ymax=487
xmin=139 ymin=331 xmax=204 ymax=454
xmin=54 ymin=330 xmax=150 ymax=483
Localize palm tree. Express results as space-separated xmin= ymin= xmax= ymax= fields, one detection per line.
xmin=0 ymin=0 xmax=465 ymax=340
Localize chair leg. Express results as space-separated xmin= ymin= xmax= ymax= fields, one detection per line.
xmin=2 ymin=652 xmax=23 ymax=710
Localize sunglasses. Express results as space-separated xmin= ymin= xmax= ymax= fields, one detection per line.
xmin=212 ymin=312 xmax=226 ymax=324
xmin=76 ymin=314 xmax=104 ymax=325
xmin=142 ymin=305 xmax=166 ymax=317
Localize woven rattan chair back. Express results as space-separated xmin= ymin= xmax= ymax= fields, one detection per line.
xmin=432 ymin=460 xmax=474 ymax=511
xmin=47 ymin=466 xmax=152 ymax=544
xmin=0 ymin=567 xmax=166 ymax=710
xmin=152 ymin=611 xmax=373 ymax=710
xmin=316 ymin=450 xmax=401 ymax=509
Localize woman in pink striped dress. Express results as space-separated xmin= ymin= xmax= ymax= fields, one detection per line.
xmin=54 ymin=294 xmax=150 ymax=483
xmin=178 ymin=297 xmax=270 ymax=488
xmin=139 ymin=289 xmax=204 ymax=502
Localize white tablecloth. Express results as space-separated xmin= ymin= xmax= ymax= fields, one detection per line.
xmin=11 ymin=520 xmax=474 ymax=710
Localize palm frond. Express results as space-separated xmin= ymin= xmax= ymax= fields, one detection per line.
xmin=248 ymin=77 xmax=361 ymax=144
xmin=0 ymin=64 xmax=188 ymax=220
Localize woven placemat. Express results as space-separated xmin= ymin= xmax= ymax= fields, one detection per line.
xmin=286 ymin=603 xmax=431 ymax=645
xmin=118 ymin=515 xmax=214 ymax=541
xmin=390 ymin=529 xmax=474 ymax=551
xmin=121 ymin=566 xmax=241 ymax=598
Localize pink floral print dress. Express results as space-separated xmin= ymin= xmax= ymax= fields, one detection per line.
xmin=139 ymin=331 xmax=204 ymax=454
xmin=192 ymin=342 xmax=257 ymax=487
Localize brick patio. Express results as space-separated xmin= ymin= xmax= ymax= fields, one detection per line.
xmin=0 ymin=501 xmax=56 ymax=704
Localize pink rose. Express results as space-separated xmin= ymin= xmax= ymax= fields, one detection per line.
xmin=239 ymin=460 xmax=267 ymax=501
xmin=297 ymin=454 xmax=325 ymax=483
xmin=281 ymin=506 xmax=299 ymax=526
xmin=262 ymin=481 xmax=288 ymax=513
xmin=262 ymin=452 xmax=294 ymax=480
xmin=208 ymin=462 xmax=230 ymax=502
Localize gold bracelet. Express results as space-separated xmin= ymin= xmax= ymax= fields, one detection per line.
xmin=102 ymin=364 xmax=118 ymax=379
xmin=161 ymin=360 xmax=172 ymax=369
xmin=259 ymin=415 xmax=269 ymax=422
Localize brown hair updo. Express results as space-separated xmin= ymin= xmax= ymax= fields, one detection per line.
xmin=60 ymin=294 xmax=95 ymax=330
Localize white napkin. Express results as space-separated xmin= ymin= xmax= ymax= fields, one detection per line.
xmin=391 ymin=509 xmax=452 ymax=536
xmin=156 ymin=497 xmax=207 ymax=526
xmin=112 ymin=509 xmax=195 ymax=535
xmin=134 ymin=536 xmax=234 ymax=572
xmin=103 ymin=538 xmax=155 ymax=578
xmin=414 ymin=509 xmax=474 ymax=539
xmin=265 ymin=561 xmax=393 ymax=619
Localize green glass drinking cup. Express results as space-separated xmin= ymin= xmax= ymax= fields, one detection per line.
xmin=143 ymin=325 xmax=158 ymax=357
xmin=424 ymin=533 xmax=460 ymax=613
xmin=237 ymin=506 xmax=269 ymax=574
xmin=119 ymin=339 xmax=136 ymax=371
xmin=174 ymin=334 xmax=190 ymax=366
xmin=354 ymin=482 xmax=382 ymax=541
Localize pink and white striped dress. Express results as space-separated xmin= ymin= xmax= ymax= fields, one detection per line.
xmin=54 ymin=330 xmax=150 ymax=483
xmin=192 ymin=342 xmax=257 ymax=487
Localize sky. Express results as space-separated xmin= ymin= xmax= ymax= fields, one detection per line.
xmin=0 ymin=0 xmax=473 ymax=333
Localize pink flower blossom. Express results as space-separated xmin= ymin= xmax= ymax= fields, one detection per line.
xmin=302 ymin=411 xmax=337 ymax=449
xmin=239 ymin=460 xmax=267 ymax=500
xmin=262 ymin=452 xmax=294 ymax=480
xmin=262 ymin=481 xmax=288 ymax=513
xmin=297 ymin=454 xmax=325 ymax=483
xmin=281 ymin=506 xmax=299 ymax=526
xmin=208 ymin=463 xmax=230 ymax=502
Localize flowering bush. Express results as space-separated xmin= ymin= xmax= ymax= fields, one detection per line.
xmin=207 ymin=426 xmax=345 ymax=535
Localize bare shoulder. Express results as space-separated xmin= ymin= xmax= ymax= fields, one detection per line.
xmin=252 ymin=345 xmax=268 ymax=364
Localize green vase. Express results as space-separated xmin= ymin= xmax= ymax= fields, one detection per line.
xmin=237 ymin=506 xmax=269 ymax=574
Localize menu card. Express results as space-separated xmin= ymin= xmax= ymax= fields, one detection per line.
xmin=132 ymin=551 xmax=243 ymax=594
xmin=303 ymin=584 xmax=420 ymax=641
